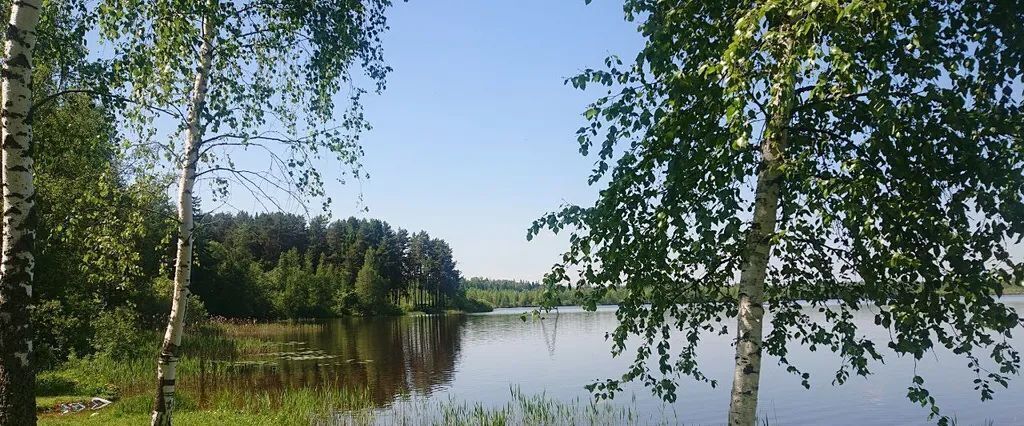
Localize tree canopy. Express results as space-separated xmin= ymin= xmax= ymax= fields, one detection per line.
xmin=531 ymin=1 xmax=1024 ymax=423
xmin=192 ymin=213 xmax=466 ymax=319
xmin=96 ymin=0 xmax=392 ymax=202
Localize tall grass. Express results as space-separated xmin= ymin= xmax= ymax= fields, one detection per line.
xmin=216 ymin=320 xmax=327 ymax=338
xmin=41 ymin=321 xmax=681 ymax=425
xmin=328 ymin=387 xmax=675 ymax=426
xmin=38 ymin=322 xmax=290 ymax=399
xmin=38 ymin=321 xmax=349 ymax=408
xmin=40 ymin=386 xmax=375 ymax=426
xmin=38 ymin=320 xmax=387 ymax=425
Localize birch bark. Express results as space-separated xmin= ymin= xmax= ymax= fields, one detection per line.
xmin=150 ymin=11 xmax=215 ymax=426
xmin=726 ymin=27 xmax=796 ymax=426
xmin=0 ymin=0 xmax=42 ymax=424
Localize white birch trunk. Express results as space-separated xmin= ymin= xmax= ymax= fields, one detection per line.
xmin=0 ymin=1 xmax=42 ymax=424
xmin=726 ymin=129 xmax=786 ymax=426
xmin=727 ymin=30 xmax=796 ymax=426
xmin=150 ymin=12 xmax=215 ymax=426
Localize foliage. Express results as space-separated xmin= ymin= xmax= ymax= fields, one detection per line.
xmin=191 ymin=213 xmax=467 ymax=319
xmin=355 ymin=248 xmax=387 ymax=312
xmin=462 ymin=277 xmax=543 ymax=291
xmin=31 ymin=89 xmax=176 ymax=367
xmin=25 ymin=93 xmax=477 ymax=362
xmin=530 ymin=0 xmax=1024 ymax=422
xmin=92 ymin=308 xmax=147 ymax=361
xmin=95 ymin=0 xmax=392 ymax=209
xmin=449 ymin=293 xmax=493 ymax=314
xmin=265 ymin=249 xmax=325 ymax=319
xmin=463 ymin=277 xmax=626 ymax=309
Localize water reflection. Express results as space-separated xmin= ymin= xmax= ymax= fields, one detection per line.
xmin=199 ymin=315 xmax=465 ymax=407
xmin=442 ymin=300 xmax=1024 ymax=425
xmin=539 ymin=310 xmax=559 ymax=357
xmin=194 ymin=298 xmax=1024 ymax=424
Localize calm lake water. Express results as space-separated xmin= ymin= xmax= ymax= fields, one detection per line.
xmin=221 ymin=296 xmax=1024 ymax=425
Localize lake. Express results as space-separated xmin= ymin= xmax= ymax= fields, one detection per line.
xmin=209 ymin=296 xmax=1024 ymax=425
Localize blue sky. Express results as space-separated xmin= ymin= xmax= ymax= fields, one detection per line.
xmin=296 ymin=1 xmax=644 ymax=281
xmin=167 ymin=1 xmax=1024 ymax=282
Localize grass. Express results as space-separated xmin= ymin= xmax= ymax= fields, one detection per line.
xmin=357 ymin=387 xmax=672 ymax=426
xmin=41 ymin=411 xmax=298 ymax=426
xmin=35 ymin=318 xmax=665 ymax=425
xmin=39 ymin=372 xmax=376 ymax=425
xmin=37 ymin=320 xmax=373 ymax=423
xmin=217 ymin=320 xmax=327 ymax=338
xmin=39 ymin=310 xmax=1015 ymax=425
xmin=39 ymin=386 xmax=663 ymax=426
xmin=37 ymin=321 xmax=304 ymax=398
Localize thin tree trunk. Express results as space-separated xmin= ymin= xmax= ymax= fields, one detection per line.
xmin=151 ymin=11 xmax=215 ymax=426
xmin=0 ymin=1 xmax=42 ymax=424
xmin=726 ymin=29 xmax=796 ymax=426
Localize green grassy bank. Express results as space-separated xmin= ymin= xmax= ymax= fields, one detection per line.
xmin=40 ymin=387 xmax=667 ymax=426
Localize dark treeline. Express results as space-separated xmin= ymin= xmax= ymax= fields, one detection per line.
xmin=463 ymin=277 xmax=627 ymax=308
xmin=462 ymin=277 xmax=541 ymax=291
xmin=191 ymin=213 xmax=472 ymax=319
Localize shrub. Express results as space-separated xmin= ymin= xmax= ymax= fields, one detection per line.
xmin=36 ymin=373 xmax=77 ymax=396
xmin=454 ymin=294 xmax=493 ymax=313
xmin=93 ymin=307 xmax=147 ymax=360
xmin=186 ymin=293 xmax=210 ymax=329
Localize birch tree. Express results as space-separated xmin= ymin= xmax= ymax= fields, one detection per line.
xmin=96 ymin=0 xmax=391 ymax=424
xmin=531 ymin=1 xmax=1024 ymax=425
xmin=0 ymin=0 xmax=42 ymax=424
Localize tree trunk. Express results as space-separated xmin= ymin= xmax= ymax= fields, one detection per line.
xmin=0 ymin=1 xmax=42 ymax=424
xmin=726 ymin=30 xmax=796 ymax=426
xmin=151 ymin=12 xmax=215 ymax=426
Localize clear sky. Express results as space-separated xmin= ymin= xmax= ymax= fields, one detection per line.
xmin=178 ymin=1 xmax=1024 ymax=282
xmin=267 ymin=1 xmax=645 ymax=281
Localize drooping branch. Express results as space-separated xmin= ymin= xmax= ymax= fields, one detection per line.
xmin=31 ymin=88 xmax=187 ymax=121
xmin=194 ymin=166 xmax=308 ymax=214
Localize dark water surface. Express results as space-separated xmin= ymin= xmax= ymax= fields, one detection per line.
xmin=233 ymin=296 xmax=1024 ymax=425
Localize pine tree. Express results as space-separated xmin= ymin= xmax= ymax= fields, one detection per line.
xmin=355 ymin=248 xmax=386 ymax=312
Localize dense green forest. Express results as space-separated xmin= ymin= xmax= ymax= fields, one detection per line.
xmin=192 ymin=213 xmax=473 ymax=319
xmin=33 ymin=92 xmax=173 ymax=368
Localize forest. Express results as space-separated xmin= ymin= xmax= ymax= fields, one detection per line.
xmin=462 ymin=277 xmax=627 ymax=308
xmin=33 ymin=95 xmax=482 ymax=365
xmin=34 ymin=96 xmax=486 ymax=354
xmin=193 ymin=213 xmax=470 ymax=319
xmin=3 ymin=0 xmax=1024 ymax=425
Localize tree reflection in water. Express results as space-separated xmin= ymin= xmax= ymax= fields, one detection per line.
xmin=539 ymin=308 xmax=559 ymax=358
xmin=196 ymin=315 xmax=466 ymax=407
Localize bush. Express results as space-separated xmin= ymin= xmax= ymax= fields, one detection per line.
xmin=93 ymin=307 xmax=147 ymax=361
xmin=452 ymin=291 xmax=494 ymax=313
xmin=148 ymin=275 xmax=211 ymax=329
xmin=37 ymin=356 xmax=123 ymax=399
xmin=36 ymin=373 xmax=77 ymax=396
xmin=32 ymin=299 xmax=93 ymax=368
xmin=333 ymin=288 xmax=359 ymax=315
xmin=186 ymin=293 xmax=210 ymax=329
